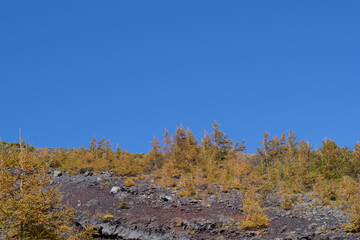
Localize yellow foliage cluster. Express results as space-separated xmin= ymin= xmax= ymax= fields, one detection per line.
xmin=239 ymin=190 xmax=269 ymax=230
xmin=102 ymin=214 xmax=114 ymax=222
xmin=280 ymin=194 xmax=294 ymax=210
xmin=124 ymin=177 xmax=136 ymax=187
xmin=42 ymin=137 xmax=145 ymax=176
xmin=118 ymin=202 xmax=129 ymax=209
xmin=178 ymin=175 xmax=196 ymax=197
xmin=0 ymin=141 xmax=92 ymax=240
xmin=4 ymin=123 xmax=360 ymax=233
xmin=344 ymin=203 xmax=360 ymax=232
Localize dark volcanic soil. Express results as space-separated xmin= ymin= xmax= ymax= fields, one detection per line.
xmin=51 ymin=171 xmax=360 ymax=240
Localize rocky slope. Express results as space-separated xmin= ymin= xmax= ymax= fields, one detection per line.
xmin=51 ymin=171 xmax=360 ymax=240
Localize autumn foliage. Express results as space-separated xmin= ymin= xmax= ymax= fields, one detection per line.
xmin=0 ymin=140 xmax=94 ymax=240
xmin=2 ymin=121 xmax=360 ymax=232
xmin=239 ymin=190 xmax=269 ymax=230
xmin=0 ymin=140 xmax=72 ymax=239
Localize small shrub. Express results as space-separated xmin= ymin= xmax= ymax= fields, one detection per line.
xmin=281 ymin=194 xmax=294 ymax=210
xmin=344 ymin=203 xmax=360 ymax=232
xmin=118 ymin=202 xmax=129 ymax=209
xmin=175 ymin=218 xmax=183 ymax=227
xmin=124 ymin=177 xmax=136 ymax=187
xmin=102 ymin=214 xmax=114 ymax=222
xmin=239 ymin=190 xmax=269 ymax=230
xmin=179 ymin=189 xmax=196 ymax=197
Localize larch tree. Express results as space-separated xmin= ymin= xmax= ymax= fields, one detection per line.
xmin=172 ymin=126 xmax=199 ymax=173
xmin=0 ymin=140 xmax=74 ymax=240
xmin=146 ymin=136 xmax=163 ymax=171
xmin=210 ymin=121 xmax=233 ymax=163
xmin=257 ymin=131 xmax=286 ymax=170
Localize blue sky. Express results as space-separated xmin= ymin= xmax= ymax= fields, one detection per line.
xmin=1 ymin=1 xmax=359 ymax=153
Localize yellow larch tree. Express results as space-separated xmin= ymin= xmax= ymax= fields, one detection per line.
xmin=0 ymin=140 xmax=74 ymax=240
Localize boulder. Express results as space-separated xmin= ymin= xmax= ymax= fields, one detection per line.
xmin=111 ymin=186 xmax=121 ymax=194
xmin=159 ymin=194 xmax=172 ymax=202
xmin=54 ymin=170 xmax=62 ymax=177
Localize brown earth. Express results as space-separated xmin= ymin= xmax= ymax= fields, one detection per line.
xmin=51 ymin=171 xmax=360 ymax=240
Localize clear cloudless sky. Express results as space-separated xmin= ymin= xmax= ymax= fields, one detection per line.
xmin=1 ymin=1 xmax=359 ymax=153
